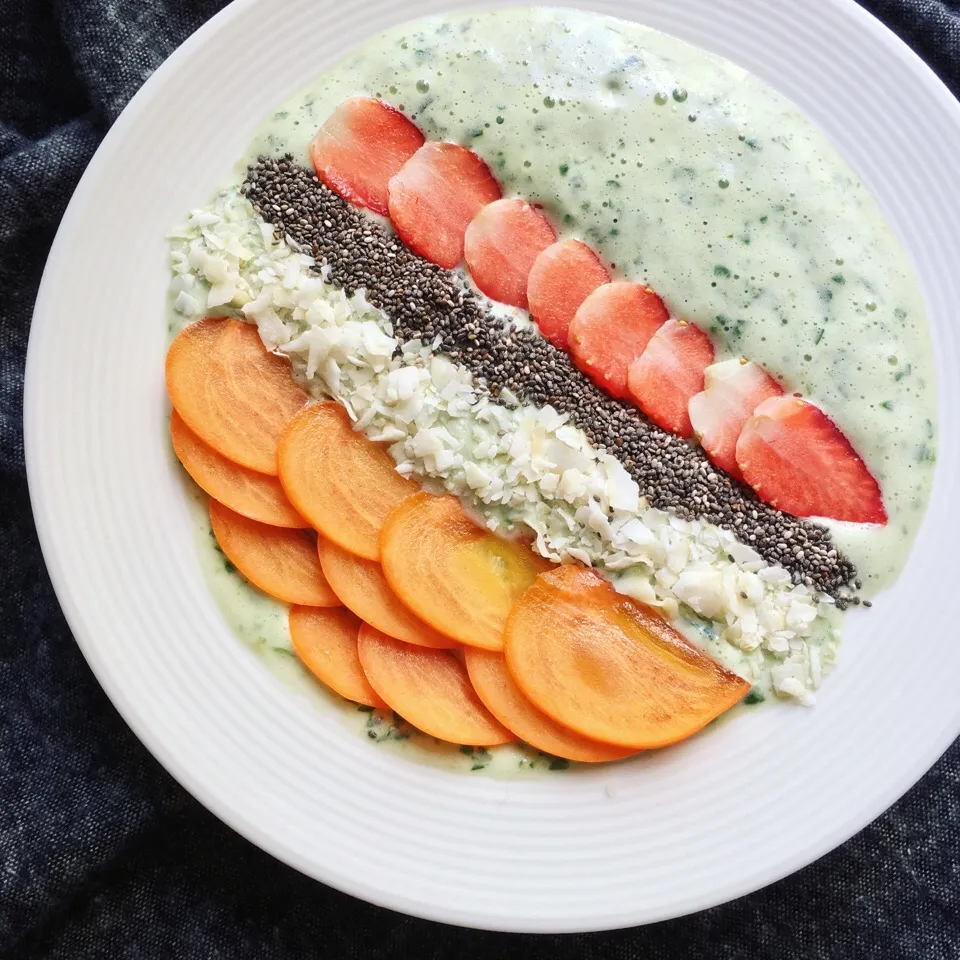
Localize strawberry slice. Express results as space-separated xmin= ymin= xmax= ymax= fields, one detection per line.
xmin=688 ymin=358 xmax=784 ymax=480
xmin=527 ymin=240 xmax=610 ymax=348
xmin=387 ymin=142 xmax=502 ymax=268
xmin=568 ymin=281 xmax=668 ymax=398
xmin=737 ymin=396 xmax=887 ymax=524
xmin=310 ymin=97 xmax=425 ymax=216
xmin=463 ymin=198 xmax=557 ymax=307
xmin=627 ymin=319 xmax=715 ymax=437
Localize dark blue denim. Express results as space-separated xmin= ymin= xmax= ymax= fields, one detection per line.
xmin=2 ymin=2 xmax=959 ymax=957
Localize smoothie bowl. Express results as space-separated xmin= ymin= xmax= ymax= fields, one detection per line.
xmin=27 ymin=0 xmax=957 ymax=929
xmin=163 ymin=6 xmax=935 ymax=770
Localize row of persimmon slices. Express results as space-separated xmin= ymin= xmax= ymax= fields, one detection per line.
xmin=306 ymin=96 xmax=886 ymax=526
xmin=166 ymin=316 xmax=750 ymax=760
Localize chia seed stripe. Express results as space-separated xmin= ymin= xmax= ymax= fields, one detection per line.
xmin=242 ymin=156 xmax=860 ymax=601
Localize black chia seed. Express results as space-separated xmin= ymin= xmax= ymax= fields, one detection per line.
xmin=242 ymin=156 xmax=860 ymax=598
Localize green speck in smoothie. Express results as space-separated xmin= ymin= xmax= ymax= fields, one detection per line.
xmin=865 ymin=301 xmax=878 ymax=312
xmin=543 ymin=96 xmax=556 ymax=108
xmin=416 ymin=79 xmax=430 ymax=93
xmin=559 ymin=163 xmax=569 ymax=176
xmin=879 ymin=400 xmax=893 ymax=411
xmin=718 ymin=178 xmax=730 ymax=189
xmin=744 ymin=689 xmax=765 ymax=705
xmin=714 ymin=265 xmax=731 ymax=278
xmin=832 ymin=274 xmax=845 ymax=284
xmin=672 ymin=87 xmax=688 ymax=102
xmin=548 ymin=757 xmax=571 ymax=771
xmin=389 ymin=85 xmax=398 ymax=94
xmin=654 ymin=91 xmax=668 ymax=105
xmin=815 ymin=328 xmax=825 ymax=345
xmin=495 ymin=115 xmax=504 ymax=124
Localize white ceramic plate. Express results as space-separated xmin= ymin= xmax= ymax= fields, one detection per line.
xmin=24 ymin=0 xmax=960 ymax=933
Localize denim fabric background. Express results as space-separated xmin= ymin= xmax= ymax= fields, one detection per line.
xmin=2 ymin=1 xmax=959 ymax=957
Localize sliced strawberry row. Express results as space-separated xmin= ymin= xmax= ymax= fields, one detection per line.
xmin=737 ymin=396 xmax=887 ymax=525
xmin=310 ymin=98 xmax=887 ymax=527
xmin=688 ymin=359 xmax=784 ymax=481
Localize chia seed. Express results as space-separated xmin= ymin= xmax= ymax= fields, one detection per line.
xmin=242 ymin=156 xmax=860 ymax=597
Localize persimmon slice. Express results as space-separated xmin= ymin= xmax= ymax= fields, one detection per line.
xmin=277 ymin=402 xmax=417 ymax=560
xmin=166 ymin=317 xmax=308 ymax=475
xmin=171 ymin=411 xmax=307 ymax=528
xmin=357 ymin=625 xmax=512 ymax=746
xmin=380 ymin=493 xmax=552 ymax=651
xmin=289 ymin=606 xmax=384 ymax=707
xmin=464 ymin=648 xmax=635 ymax=764
xmin=504 ymin=566 xmax=750 ymax=749
xmin=317 ymin=538 xmax=456 ymax=649
xmin=209 ymin=500 xmax=339 ymax=606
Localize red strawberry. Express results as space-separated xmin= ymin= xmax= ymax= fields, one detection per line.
xmin=309 ymin=97 xmax=425 ymax=216
xmin=387 ymin=142 xmax=502 ymax=268
xmin=627 ymin=319 xmax=715 ymax=437
xmin=463 ymin=198 xmax=557 ymax=307
xmin=736 ymin=396 xmax=887 ymax=524
xmin=568 ymin=281 xmax=668 ymax=399
xmin=527 ymin=240 xmax=610 ymax=348
xmin=688 ymin=358 xmax=784 ymax=480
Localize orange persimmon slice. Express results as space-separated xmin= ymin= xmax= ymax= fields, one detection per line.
xmin=380 ymin=492 xmax=552 ymax=651
xmin=464 ymin=648 xmax=636 ymax=764
xmin=209 ymin=500 xmax=339 ymax=606
xmin=317 ymin=538 xmax=456 ymax=649
xmin=171 ymin=411 xmax=307 ymax=528
xmin=504 ymin=566 xmax=751 ymax=750
xmin=166 ymin=317 xmax=308 ymax=475
xmin=289 ymin=606 xmax=385 ymax=707
xmin=277 ymin=402 xmax=417 ymax=561
xmin=357 ymin=625 xmax=512 ymax=746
